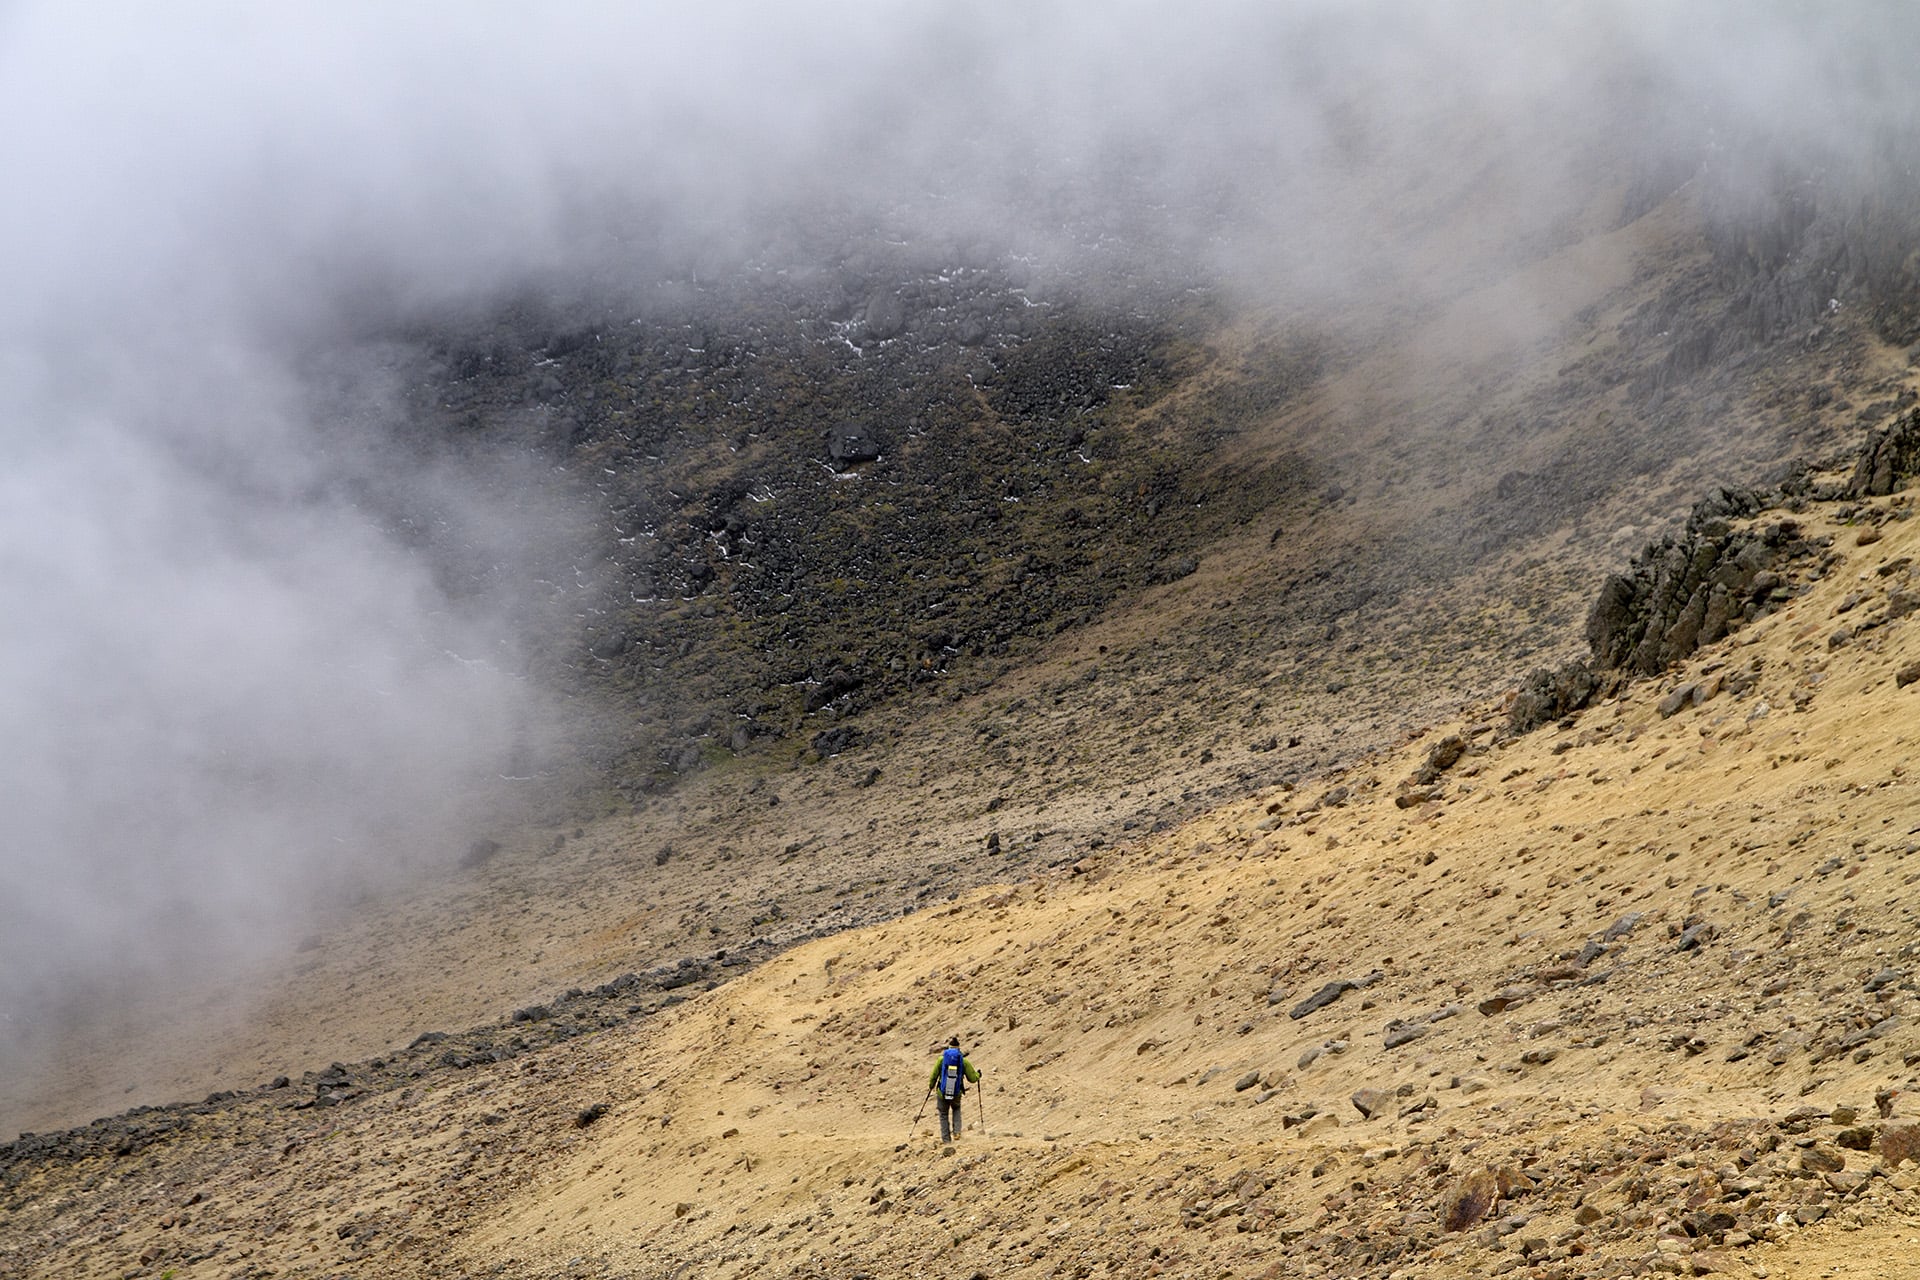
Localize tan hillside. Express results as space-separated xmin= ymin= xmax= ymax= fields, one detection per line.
xmin=15 ymin=459 xmax=1920 ymax=1278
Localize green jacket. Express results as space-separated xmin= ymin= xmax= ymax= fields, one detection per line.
xmin=930 ymin=1053 xmax=981 ymax=1093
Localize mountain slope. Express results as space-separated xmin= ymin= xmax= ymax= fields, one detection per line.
xmin=13 ymin=424 xmax=1920 ymax=1278
xmin=6 ymin=156 xmax=1914 ymax=1145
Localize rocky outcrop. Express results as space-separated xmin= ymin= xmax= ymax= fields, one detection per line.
xmin=1697 ymin=129 xmax=1920 ymax=348
xmin=1506 ymin=663 xmax=1604 ymax=735
xmin=1506 ymin=441 xmax=1899 ymax=735
xmin=1584 ymin=498 xmax=1809 ymax=677
xmin=1850 ymin=408 xmax=1920 ymax=498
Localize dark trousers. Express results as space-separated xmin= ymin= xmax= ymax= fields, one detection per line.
xmin=937 ymin=1092 xmax=964 ymax=1142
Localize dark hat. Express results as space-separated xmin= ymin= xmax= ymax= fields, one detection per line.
xmin=947 ymin=1035 xmax=960 ymax=1047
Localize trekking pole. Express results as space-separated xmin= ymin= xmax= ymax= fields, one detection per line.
xmin=977 ymin=1079 xmax=986 ymax=1134
xmin=908 ymin=1085 xmax=932 ymax=1140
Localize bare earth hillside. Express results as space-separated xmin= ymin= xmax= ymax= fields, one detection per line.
xmin=15 ymin=400 xmax=1920 ymax=1275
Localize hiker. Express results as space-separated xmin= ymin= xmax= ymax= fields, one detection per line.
xmin=929 ymin=1035 xmax=981 ymax=1143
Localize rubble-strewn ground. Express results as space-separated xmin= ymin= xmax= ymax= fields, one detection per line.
xmin=14 ymin=449 xmax=1920 ymax=1278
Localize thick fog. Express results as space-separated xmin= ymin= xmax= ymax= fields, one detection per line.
xmin=1 ymin=1 xmax=1912 ymax=1127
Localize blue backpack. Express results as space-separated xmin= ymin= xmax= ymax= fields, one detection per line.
xmin=938 ymin=1046 xmax=965 ymax=1099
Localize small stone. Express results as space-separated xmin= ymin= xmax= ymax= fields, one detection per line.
xmin=1442 ymin=1169 xmax=1499 ymax=1232
xmin=1603 ymin=912 xmax=1645 ymax=941
xmin=1290 ymin=980 xmax=1356 ymax=1020
xmin=1658 ymin=684 xmax=1701 ymax=717
xmin=1383 ymin=1021 xmax=1430 ymax=1049
xmin=1836 ymin=1126 xmax=1874 ymax=1151
xmin=1675 ymin=921 xmax=1718 ymax=952
xmin=1685 ymin=1209 xmax=1737 ymax=1239
xmin=1824 ymin=1170 xmax=1870 ymax=1195
xmin=1351 ymin=1088 xmax=1393 ymax=1118
xmin=1800 ymin=1145 xmax=1845 ymax=1174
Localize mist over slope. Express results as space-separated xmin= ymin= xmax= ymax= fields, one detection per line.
xmin=5 ymin=0 xmax=1920 ymax=1154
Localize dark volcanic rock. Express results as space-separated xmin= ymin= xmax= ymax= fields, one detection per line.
xmin=861 ymin=289 xmax=906 ymax=340
xmin=805 ymin=667 xmax=863 ymax=713
xmin=1508 ymin=482 xmax=1828 ymax=735
xmin=1851 ymin=408 xmax=1920 ymax=497
xmin=827 ymin=423 xmax=884 ymax=466
xmin=1586 ymin=494 xmax=1782 ymax=676
xmin=1506 ymin=663 xmax=1601 ymax=735
xmin=1290 ymin=979 xmax=1357 ymax=1021
xmin=809 ymin=725 xmax=864 ymax=757
xmin=1382 ymin=1020 xmax=1429 ymax=1049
